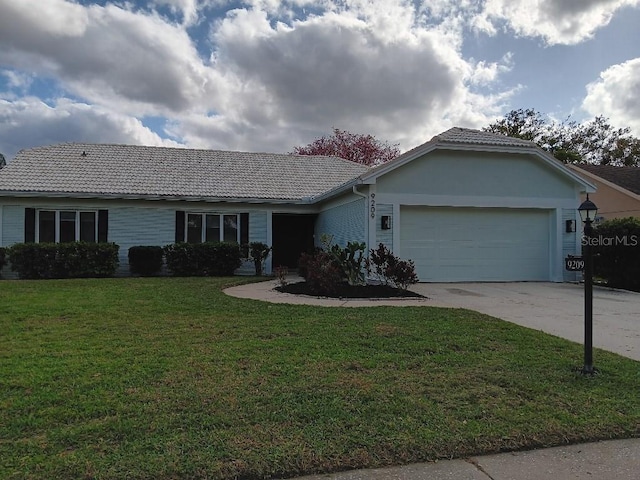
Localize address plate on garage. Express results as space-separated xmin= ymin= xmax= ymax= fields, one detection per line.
xmin=565 ymin=256 xmax=584 ymax=271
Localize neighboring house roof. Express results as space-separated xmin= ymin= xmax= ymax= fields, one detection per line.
xmin=574 ymin=164 xmax=640 ymax=195
xmin=0 ymin=143 xmax=369 ymax=203
xmin=359 ymin=127 xmax=596 ymax=192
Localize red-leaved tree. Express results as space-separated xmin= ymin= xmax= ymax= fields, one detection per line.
xmin=292 ymin=128 xmax=400 ymax=166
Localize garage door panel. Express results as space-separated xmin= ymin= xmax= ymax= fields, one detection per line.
xmin=400 ymin=207 xmax=550 ymax=282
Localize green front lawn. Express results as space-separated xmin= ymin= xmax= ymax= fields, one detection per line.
xmin=1 ymin=277 xmax=638 ymax=479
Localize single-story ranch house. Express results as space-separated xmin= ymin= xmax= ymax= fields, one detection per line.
xmin=0 ymin=127 xmax=595 ymax=282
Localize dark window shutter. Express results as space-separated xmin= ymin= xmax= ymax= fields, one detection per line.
xmin=240 ymin=213 xmax=249 ymax=245
xmin=175 ymin=211 xmax=185 ymax=243
xmin=98 ymin=210 xmax=109 ymax=242
xmin=24 ymin=208 xmax=36 ymax=243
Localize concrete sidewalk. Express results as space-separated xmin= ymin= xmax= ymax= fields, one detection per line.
xmin=291 ymin=438 xmax=640 ymax=480
xmin=224 ymin=280 xmax=640 ymax=480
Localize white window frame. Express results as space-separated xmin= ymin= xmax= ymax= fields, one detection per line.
xmin=184 ymin=213 xmax=240 ymax=243
xmin=36 ymin=210 xmax=99 ymax=243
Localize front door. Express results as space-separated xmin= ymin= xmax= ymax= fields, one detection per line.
xmin=272 ymin=214 xmax=316 ymax=269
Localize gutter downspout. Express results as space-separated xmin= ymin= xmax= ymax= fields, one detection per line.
xmin=352 ymin=184 xmax=371 ymax=282
xmin=352 ymin=184 xmax=367 ymax=199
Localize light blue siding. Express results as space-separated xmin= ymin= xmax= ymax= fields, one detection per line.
xmin=109 ymin=206 xmax=175 ymax=275
xmin=1 ymin=205 xmax=24 ymax=246
xmin=236 ymin=211 xmax=269 ymax=275
xmin=0 ymin=203 xmax=268 ymax=277
xmin=249 ymin=211 xmax=268 ymax=243
xmin=377 ymin=150 xmax=576 ymax=199
xmin=315 ymin=198 xmax=365 ymax=248
xmin=375 ymin=204 xmax=393 ymax=250
xmin=1 ymin=206 xmax=24 ymax=278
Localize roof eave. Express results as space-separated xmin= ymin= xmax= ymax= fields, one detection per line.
xmin=0 ymin=190 xmax=315 ymax=205
xmin=306 ymin=177 xmax=364 ymax=203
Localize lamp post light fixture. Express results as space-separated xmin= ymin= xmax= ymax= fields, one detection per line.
xmin=578 ymin=194 xmax=598 ymax=375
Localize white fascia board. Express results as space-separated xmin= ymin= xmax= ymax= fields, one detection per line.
xmin=527 ymin=149 xmax=597 ymax=193
xmin=306 ymin=177 xmax=363 ymax=204
xmin=375 ymin=193 xmax=580 ymax=209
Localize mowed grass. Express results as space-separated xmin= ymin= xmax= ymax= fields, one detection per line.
xmin=1 ymin=277 xmax=639 ymax=480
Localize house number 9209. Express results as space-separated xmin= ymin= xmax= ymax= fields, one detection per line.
xmin=370 ymin=193 xmax=376 ymax=218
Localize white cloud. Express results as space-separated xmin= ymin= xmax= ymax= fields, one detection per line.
xmin=0 ymin=97 xmax=180 ymax=161
xmin=0 ymin=0 xmax=88 ymax=38
xmin=0 ymin=0 xmax=516 ymax=156
xmin=479 ymin=0 xmax=640 ymax=45
xmin=151 ymin=0 xmax=200 ymax=25
xmin=202 ymin=3 xmax=512 ymax=150
xmin=0 ymin=0 xmax=215 ymax=115
xmin=582 ymin=58 xmax=640 ymax=135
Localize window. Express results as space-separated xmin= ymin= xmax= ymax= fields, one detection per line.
xmin=37 ymin=210 xmax=98 ymax=243
xmin=38 ymin=211 xmax=56 ymax=243
xmin=187 ymin=213 xmax=203 ymax=243
xmin=182 ymin=213 xmax=239 ymax=243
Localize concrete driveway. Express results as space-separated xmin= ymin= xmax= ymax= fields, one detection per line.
xmin=412 ymin=282 xmax=640 ymax=361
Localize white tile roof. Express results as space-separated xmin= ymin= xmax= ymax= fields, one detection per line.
xmin=0 ymin=143 xmax=369 ymax=202
xmin=432 ymin=127 xmax=536 ymax=148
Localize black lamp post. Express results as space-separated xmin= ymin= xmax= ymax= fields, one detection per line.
xmin=578 ymin=194 xmax=598 ymax=375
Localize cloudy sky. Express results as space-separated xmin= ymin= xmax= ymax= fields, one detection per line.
xmin=1 ymin=0 xmax=639 ymax=161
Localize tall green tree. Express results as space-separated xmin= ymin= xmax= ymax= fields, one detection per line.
xmin=484 ymin=108 xmax=640 ymax=166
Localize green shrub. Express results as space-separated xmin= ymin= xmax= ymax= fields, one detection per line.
xmin=163 ymin=242 xmax=242 ymax=277
xmin=6 ymin=242 xmax=120 ymax=279
xmin=0 ymin=247 xmax=6 ymax=276
xmin=367 ymin=243 xmax=419 ymax=290
xmin=328 ymin=241 xmax=366 ymax=286
xmin=246 ymin=242 xmax=272 ymax=276
xmin=299 ymin=250 xmax=343 ymax=295
xmin=592 ymin=217 xmax=640 ymax=292
xmin=128 ymin=246 xmax=164 ymax=276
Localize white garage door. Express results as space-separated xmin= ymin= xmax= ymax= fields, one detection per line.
xmin=400 ymin=206 xmax=551 ymax=282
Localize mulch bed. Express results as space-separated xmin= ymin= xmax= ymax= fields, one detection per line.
xmin=275 ymin=281 xmax=424 ymax=299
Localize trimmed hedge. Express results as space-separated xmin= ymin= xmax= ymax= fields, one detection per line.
xmin=7 ymin=242 xmax=120 ymax=279
xmin=592 ymin=217 xmax=640 ymax=292
xmin=128 ymin=246 xmax=164 ymax=276
xmin=163 ymin=242 xmax=242 ymax=277
xmin=0 ymin=247 xmax=6 ymax=275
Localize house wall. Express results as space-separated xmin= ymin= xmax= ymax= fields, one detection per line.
xmin=315 ymin=194 xmax=366 ymax=248
xmin=366 ymin=149 xmax=583 ymax=282
xmin=375 ymin=150 xmax=577 ymax=203
xmin=579 ymin=180 xmax=640 ymax=220
xmin=562 ymin=208 xmax=580 ymax=282
xmin=375 ymin=203 xmax=394 ymax=251
xmin=1 ymin=205 xmax=24 ymax=246
xmin=567 ymin=165 xmax=640 ymax=221
xmin=0 ymin=198 xmax=283 ymax=278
